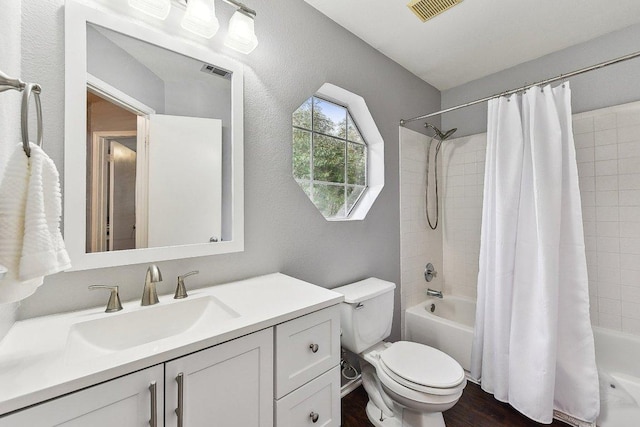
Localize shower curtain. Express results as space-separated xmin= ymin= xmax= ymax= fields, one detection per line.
xmin=471 ymin=83 xmax=600 ymax=424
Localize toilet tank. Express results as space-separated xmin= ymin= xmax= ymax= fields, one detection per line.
xmin=332 ymin=278 xmax=396 ymax=354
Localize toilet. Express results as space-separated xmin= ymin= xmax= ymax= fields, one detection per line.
xmin=334 ymin=278 xmax=466 ymax=427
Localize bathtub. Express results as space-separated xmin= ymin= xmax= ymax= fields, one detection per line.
xmin=593 ymin=327 xmax=640 ymax=426
xmin=405 ymin=297 xmax=640 ymax=427
xmin=405 ymin=296 xmax=476 ymax=375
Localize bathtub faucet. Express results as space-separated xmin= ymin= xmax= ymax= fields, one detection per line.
xmin=426 ymin=288 xmax=443 ymax=299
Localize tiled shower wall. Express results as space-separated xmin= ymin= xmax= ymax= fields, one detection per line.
xmin=440 ymin=135 xmax=486 ymax=300
xmin=436 ymin=101 xmax=640 ymax=336
xmin=573 ymin=103 xmax=640 ymax=334
xmin=399 ymin=127 xmax=443 ymax=332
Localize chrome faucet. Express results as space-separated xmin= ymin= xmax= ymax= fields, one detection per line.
xmin=426 ymin=288 xmax=443 ymax=299
xmin=141 ymin=264 xmax=163 ymax=306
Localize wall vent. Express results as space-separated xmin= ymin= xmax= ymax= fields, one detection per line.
xmin=407 ymin=0 xmax=463 ymax=22
xmin=200 ymin=64 xmax=231 ymax=79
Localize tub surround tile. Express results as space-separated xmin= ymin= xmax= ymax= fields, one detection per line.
xmin=597 ymin=283 xmax=621 ymax=300
xmin=595 ymin=175 xmax=618 ymax=191
xmin=617 ymin=125 xmax=640 ymax=143
xmin=596 ymin=207 xmax=619 ymax=222
xmin=596 ymin=191 xmax=618 ymax=206
xmin=620 ymin=238 xmax=640 ymax=254
xmin=621 ymin=269 xmax=640 ymax=286
xmin=574 ymin=132 xmax=595 ymax=147
xmin=618 ymin=141 xmax=640 ymax=158
xmin=573 ymin=117 xmax=594 ymax=135
xmin=594 ymin=113 xmax=617 ymax=131
xmin=595 ymin=159 xmax=618 ymax=176
xmin=617 ymin=111 xmax=640 ymax=128
xmin=576 ymin=147 xmax=595 ymax=163
xmin=622 ymin=317 xmax=640 ymax=335
xmin=594 ymin=129 xmax=617 ymax=146
xmin=598 ymin=313 xmax=622 ymax=331
xmin=595 ymin=144 xmax=617 ymax=161
xmin=620 ymin=255 xmax=640 ymax=271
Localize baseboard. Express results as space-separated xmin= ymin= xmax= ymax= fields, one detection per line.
xmin=340 ymin=376 xmax=362 ymax=398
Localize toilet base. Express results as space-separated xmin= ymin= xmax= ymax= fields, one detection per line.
xmin=365 ymin=400 xmax=446 ymax=427
xmin=366 ymin=400 xmax=400 ymax=427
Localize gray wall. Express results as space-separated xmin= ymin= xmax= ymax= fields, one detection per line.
xmin=15 ymin=0 xmax=440 ymax=342
xmin=442 ymin=23 xmax=640 ymax=137
xmin=87 ymin=25 xmax=166 ymax=113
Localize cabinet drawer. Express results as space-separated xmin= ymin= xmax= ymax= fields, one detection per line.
xmin=275 ymin=305 xmax=340 ymax=398
xmin=275 ymin=366 xmax=340 ymax=427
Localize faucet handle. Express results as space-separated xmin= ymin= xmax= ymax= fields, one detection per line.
xmin=424 ymin=263 xmax=437 ymax=282
xmin=89 ymin=285 xmax=123 ymax=313
xmin=175 ymin=271 xmax=199 ymax=299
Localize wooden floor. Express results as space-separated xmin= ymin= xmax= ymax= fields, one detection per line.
xmin=342 ymin=382 xmax=570 ymax=427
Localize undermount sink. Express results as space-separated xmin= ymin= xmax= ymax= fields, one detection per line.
xmin=65 ymin=296 xmax=240 ymax=360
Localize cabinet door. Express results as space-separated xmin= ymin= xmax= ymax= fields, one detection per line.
xmin=165 ymin=328 xmax=273 ymax=427
xmin=275 ymin=366 xmax=340 ymax=427
xmin=0 ymin=365 xmax=164 ymax=427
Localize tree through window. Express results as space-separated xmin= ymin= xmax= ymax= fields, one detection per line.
xmin=293 ymin=96 xmax=367 ymax=219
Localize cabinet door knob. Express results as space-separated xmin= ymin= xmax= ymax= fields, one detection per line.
xmin=309 ymin=343 xmax=319 ymax=353
xmin=309 ymin=412 xmax=319 ymax=423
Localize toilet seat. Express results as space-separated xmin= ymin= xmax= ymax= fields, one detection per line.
xmin=376 ymin=361 xmax=465 ymax=407
xmin=377 ymin=341 xmax=465 ymax=396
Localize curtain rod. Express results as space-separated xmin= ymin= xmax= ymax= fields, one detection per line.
xmin=400 ymin=50 xmax=640 ymax=126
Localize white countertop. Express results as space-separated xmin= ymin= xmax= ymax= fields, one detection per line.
xmin=0 ymin=273 xmax=343 ymax=416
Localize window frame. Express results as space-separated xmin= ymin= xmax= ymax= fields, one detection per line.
xmin=292 ymin=83 xmax=385 ymax=222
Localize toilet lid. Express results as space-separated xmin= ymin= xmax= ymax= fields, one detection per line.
xmin=380 ymin=341 xmax=465 ymax=389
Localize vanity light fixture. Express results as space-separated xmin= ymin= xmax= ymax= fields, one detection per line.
xmin=128 ymin=0 xmax=172 ymax=20
xmin=181 ymin=0 xmax=220 ymax=39
xmin=127 ymin=0 xmax=258 ymax=54
xmin=224 ymin=6 xmax=258 ymax=54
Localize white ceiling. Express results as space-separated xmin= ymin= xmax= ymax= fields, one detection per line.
xmin=303 ymin=0 xmax=640 ymax=90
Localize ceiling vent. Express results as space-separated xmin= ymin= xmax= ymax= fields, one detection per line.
xmin=407 ymin=0 xmax=463 ymax=22
xmin=200 ymin=63 xmax=231 ymax=79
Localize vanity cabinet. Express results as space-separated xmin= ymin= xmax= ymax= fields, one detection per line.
xmin=275 ymin=305 xmax=341 ymax=426
xmin=0 ymin=365 xmax=164 ymax=427
xmin=165 ymin=328 xmax=273 ymax=427
xmin=0 ymin=330 xmax=273 ymax=427
xmin=0 ymin=299 xmax=342 ymax=427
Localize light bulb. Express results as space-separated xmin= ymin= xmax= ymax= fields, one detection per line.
xmin=128 ymin=0 xmax=171 ymax=20
xmin=181 ymin=0 xmax=220 ymax=39
xmin=224 ymin=10 xmax=258 ymax=54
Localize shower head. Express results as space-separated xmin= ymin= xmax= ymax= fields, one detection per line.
xmin=425 ymin=123 xmax=457 ymax=141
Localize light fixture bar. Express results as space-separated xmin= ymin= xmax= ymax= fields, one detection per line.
xmin=222 ymin=0 xmax=256 ymax=17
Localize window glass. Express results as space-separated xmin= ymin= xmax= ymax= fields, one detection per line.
xmin=293 ymin=96 xmax=368 ymax=219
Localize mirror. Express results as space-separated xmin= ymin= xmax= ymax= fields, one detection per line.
xmin=65 ymin=1 xmax=244 ymax=270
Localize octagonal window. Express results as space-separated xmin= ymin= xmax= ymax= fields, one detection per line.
xmin=293 ymin=95 xmax=368 ymax=219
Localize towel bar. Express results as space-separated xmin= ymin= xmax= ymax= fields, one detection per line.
xmin=0 ymin=69 xmax=44 ymax=157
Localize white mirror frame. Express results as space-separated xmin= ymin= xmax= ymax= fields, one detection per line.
xmin=64 ymin=0 xmax=244 ymax=270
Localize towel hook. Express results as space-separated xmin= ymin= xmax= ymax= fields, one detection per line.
xmin=21 ymin=83 xmax=43 ymax=158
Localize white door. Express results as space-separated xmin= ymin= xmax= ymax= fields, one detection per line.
xmin=165 ymin=329 xmax=274 ymax=427
xmin=147 ymin=114 xmax=222 ymax=247
xmin=109 ymin=139 xmax=137 ymax=251
xmin=0 ymin=365 xmax=164 ymax=427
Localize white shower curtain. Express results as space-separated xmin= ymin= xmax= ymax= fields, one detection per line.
xmin=471 ymin=83 xmax=600 ymax=424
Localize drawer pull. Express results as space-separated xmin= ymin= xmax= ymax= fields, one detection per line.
xmin=309 ymin=343 xmax=319 ymax=353
xmin=149 ymin=381 xmax=157 ymax=427
xmin=309 ymin=411 xmax=319 ymax=423
xmin=176 ymin=373 xmax=184 ymax=427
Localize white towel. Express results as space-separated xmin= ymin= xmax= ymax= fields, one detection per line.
xmin=0 ymin=142 xmax=71 ymax=303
